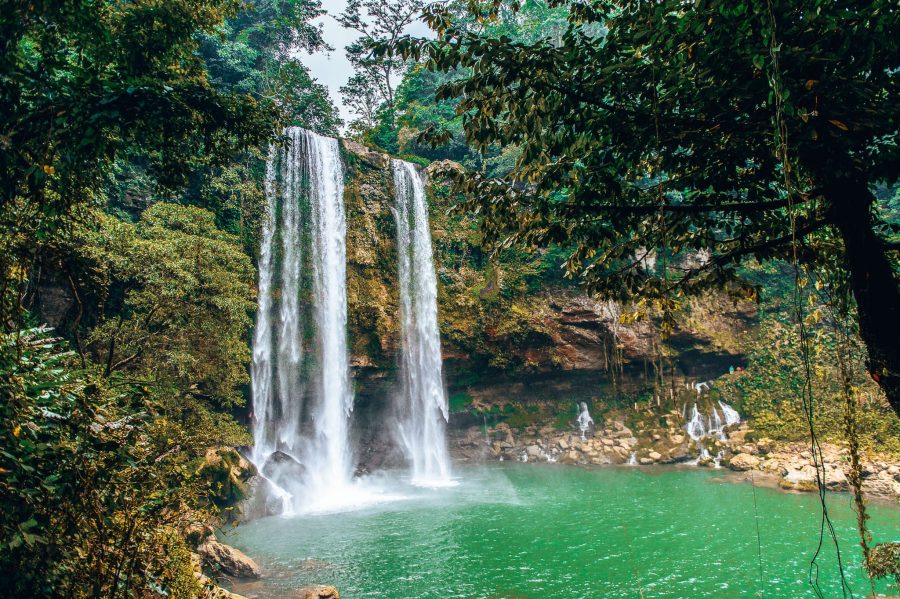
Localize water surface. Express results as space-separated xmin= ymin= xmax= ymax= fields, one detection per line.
xmin=225 ymin=464 xmax=898 ymax=598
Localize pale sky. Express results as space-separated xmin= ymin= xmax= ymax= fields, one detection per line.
xmin=300 ymin=0 xmax=433 ymax=129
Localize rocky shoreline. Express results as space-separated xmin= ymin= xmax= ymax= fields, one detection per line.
xmin=451 ymin=418 xmax=900 ymax=501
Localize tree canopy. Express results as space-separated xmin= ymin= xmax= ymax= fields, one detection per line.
xmin=394 ymin=0 xmax=900 ymax=413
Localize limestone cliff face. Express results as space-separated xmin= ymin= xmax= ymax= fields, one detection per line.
xmin=342 ymin=141 xmax=400 ymax=373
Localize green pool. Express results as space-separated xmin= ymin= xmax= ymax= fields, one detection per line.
xmin=223 ymin=464 xmax=899 ymax=598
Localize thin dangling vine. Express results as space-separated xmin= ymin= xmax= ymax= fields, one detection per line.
xmin=820 ymin=274 xmax=877 ymax=596
xmin=763 ymin=1 xmax=852 ymax=597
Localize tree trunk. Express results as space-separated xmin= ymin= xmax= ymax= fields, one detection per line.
xmin=826 ymin=177 xmax=900 ymax=416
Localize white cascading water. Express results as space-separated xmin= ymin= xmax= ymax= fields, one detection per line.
xmin=719 ymin=400 xmax=741 ymax=426
xmin=251 ymin=146 xmax=279 ymax=466
xmin=685 ymin=404 xmax=708 ymax=441
xmin=251 ymin=128 xmax=354 ymax=513
xmin=684 ymin=398 xmax=742 ymax=465
xmin=275 ymin=128 xmax=304 ymax=453
xmin=307 ymin=129 xmax=354 ymax=495
xmin=391 ymin=159 xmax=452 ymax=485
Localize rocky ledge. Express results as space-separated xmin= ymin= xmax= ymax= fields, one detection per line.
xmin=451 ymin=420 xmax=900 ymax=500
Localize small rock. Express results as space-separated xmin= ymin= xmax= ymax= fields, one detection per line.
xmin=526 ymin=445 xmax=542 ymax=458
xmin=300 ymin=585 xmax=340 ymax=599
xmin=670 ymin=434 xmax=685 ymax=444
xmin=648 ymin=451 xmax=662 ymax=461
xmin=558 ymin=438 xmax=570 ymax=450
xmin=639 ymin=457 xmax=653 ymax=465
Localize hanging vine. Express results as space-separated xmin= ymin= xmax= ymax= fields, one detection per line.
xmin=763 ymin=1 xmax=852 ymax=596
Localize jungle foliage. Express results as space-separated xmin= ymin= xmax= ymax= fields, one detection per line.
xmin=0 ymin=0 xmax=333 ymax=595
xmin=388 ymin=0 xmax=900 ymax=413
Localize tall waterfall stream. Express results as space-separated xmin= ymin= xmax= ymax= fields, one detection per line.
xmin=391 ymin=159 xmax=453 ymax=486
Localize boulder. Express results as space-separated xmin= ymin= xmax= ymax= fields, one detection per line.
xmin=670 ymin=434 xmax=685 ymax=445
xmin=300 ymin=586 xmax=340 ymax=599
xmin=198 ymin=448 xmax=257 ymax=509
xmin=639 ymin=457 xmax=653 ymax=465
xmin=236 ymin=476 xmax=287 ymax=523
xmin=559 ymin=450 xmax=581 ymax=464
xmin=824 ymin=466 xmax=849 ymax=492
xmin=526 ymin=445 xmax=542 ymax=458
xmin=666 ymin=446 xmax=691 ymax=462
xmin=781 ymin=466 xmax=818 ymax=492
xmin=558 ymin=438 xmax=570 ymax=450
xmin=728 ymin=453 xmax=761 ymax=471
xmin=262 ymin=451 xmax=307 ymax=490
xmin=199 ymin=539 xmax=261 ymax=579
xmin=618 ymin=436 xmax=638 ymax=449
xmin=342 ymin=139 xmax=387 ymax=168
xmin=648 ymin=451 xmax=662 ymax=461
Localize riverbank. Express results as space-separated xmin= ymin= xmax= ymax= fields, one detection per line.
xmin=450 ymin=417 xmax=900 ymax=501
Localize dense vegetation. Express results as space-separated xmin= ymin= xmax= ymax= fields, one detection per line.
xmin=0 ymin=0 xmax=897 ymax=595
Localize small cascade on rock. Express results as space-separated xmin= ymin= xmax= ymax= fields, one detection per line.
xmin=684 ymin=399 xmax=742 ymax=465
xmin=391 ymin=159 xmax=452 ymax=486
xmin=250 ymin=128 xmax=355 ymax=513
xmin=712 ymin=450 xmax=725 ymax=469
xmin=577 ymin=402 xmax=594 ymax=441
xmin=628 ymin=452 xmax=638 ymax=466
xmin=685 ymin=404 xmax=708 ymax=441
xmin=718 ymin=400 xmax=741 ymax=426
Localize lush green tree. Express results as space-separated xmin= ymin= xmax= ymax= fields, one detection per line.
xmin=197 ymin=0 xmax=341 ymax=133
xmin=0 ymin=0 xmax=275 ymax=326
xmin=338 ymin=0 xmax=426 ymax=131
xmin=72 ymin=204 xmax=256 ymax=407
xmin=386 ymin=1 xmax=570 ymax=167
xmin=398 ymin=0 xmax=900 ymax=413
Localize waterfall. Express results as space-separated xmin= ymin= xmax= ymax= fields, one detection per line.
xmin=307 ymin=130 xmax=353 ymax=490
xmin=276 ymin=129 xmax=304 ymax=454
xmin=391 ymin=159 xmax=452 ymax=485
xmin=250 ymin=128 xmax=354 ymax=512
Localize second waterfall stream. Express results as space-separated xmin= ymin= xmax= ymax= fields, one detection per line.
xmin=391 ymin=159 xmax=453 ymax=486
xmin=249 ymin=128 xmax=452 ymax=515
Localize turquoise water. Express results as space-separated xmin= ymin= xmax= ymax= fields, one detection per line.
xmin=225 ymin=465 xmax=899 ymax=598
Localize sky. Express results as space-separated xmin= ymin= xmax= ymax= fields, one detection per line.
xmin=300 ymin=0 xmax=432 ymax=129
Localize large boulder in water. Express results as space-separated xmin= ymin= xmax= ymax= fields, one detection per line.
xmin=235 ymin=475 xmax=287 ymax=523
xmin=262 ymin=450 xmax=306 ymax=489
